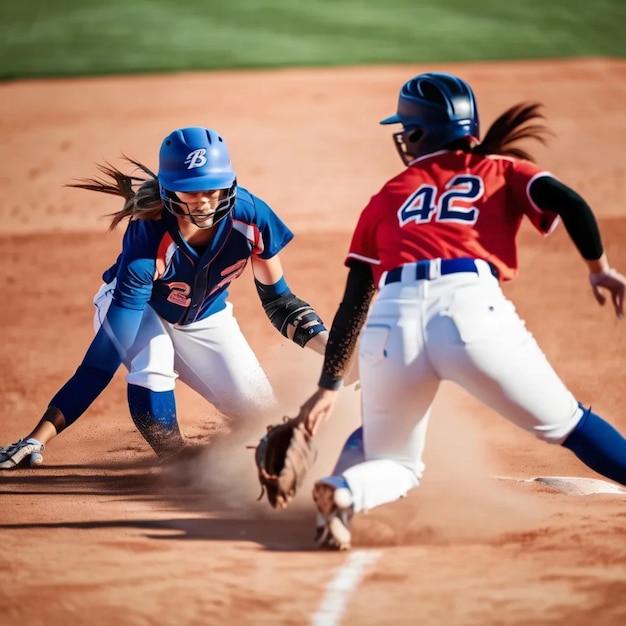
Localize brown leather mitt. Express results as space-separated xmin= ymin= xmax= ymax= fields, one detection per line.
xmin=254 ymin=417 xmax=318 ymax=509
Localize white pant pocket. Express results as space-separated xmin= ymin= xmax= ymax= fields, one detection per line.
xmin=448 ymin=294 xmax=521 ymax=344
xmin=359 ymin=323 xmax=391 ymax=367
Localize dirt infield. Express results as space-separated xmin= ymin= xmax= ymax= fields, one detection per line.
xmin=1 ymin=58 xmax=625 ymax=625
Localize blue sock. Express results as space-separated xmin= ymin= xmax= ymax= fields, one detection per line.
xmin=127 ymin=385 xmax=183 ymax=457
xmin=332 ymin=427 xmax=365 ymax=476
xmin=562 ymin=406 xmax=626 ymax=486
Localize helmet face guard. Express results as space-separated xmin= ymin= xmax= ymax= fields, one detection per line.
xmin=380 ymin=72 xmax=480 ymax=162
xmin=391 ymin=128 xmax=423 ymax=166
xmin=160 ymin=183 xmax=237 ymax=229
xmin=157 ymin=127 xmax=237 ymax=228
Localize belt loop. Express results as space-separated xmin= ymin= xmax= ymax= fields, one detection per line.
xmin=475 ymin=259 xmax=493 ymax=279
xmin=475 ymin=259 xmax=498 ymax=280
xmin=401 ymin=262 xmax=414 ymax=283
xmin=429 ymin=258 xmax=441 ymax=280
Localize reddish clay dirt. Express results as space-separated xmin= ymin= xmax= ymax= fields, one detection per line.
xmin=1 ymin=58 xmax=625 ymax=626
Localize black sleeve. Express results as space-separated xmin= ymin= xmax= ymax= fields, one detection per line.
xmin=529 ymin=176 xmax=603 ymax=260
xmin=318 ymin=260 xmax=377 ymax=390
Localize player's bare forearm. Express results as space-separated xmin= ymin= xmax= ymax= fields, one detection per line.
xmin=303 ymin=329 xmax=328 ymax=356
xmin=26 ymin=407 xmax=65 ymax=444
xmin=586 ymin=253 xmax=610 ymax=274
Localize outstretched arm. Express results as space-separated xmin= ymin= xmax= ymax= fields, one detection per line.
xmin=298 ymin=261 xmax=376 ymax=436
xmin=530 ymin=176 xmax=625 ymax=319
xmin=24 ymin=303 xmax=144 ymax=445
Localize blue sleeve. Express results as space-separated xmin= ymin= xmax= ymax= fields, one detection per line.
xmin=49 ymin=304 xmax=144 ymax=426
xmin=244 ymin=190 xmax=294 ymax=259
xmin=113 ymin=223 xmax=158 ymax=309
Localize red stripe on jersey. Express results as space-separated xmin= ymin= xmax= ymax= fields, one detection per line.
xmin=233 ymin=219 xmax=264 ymax=255
xmin=155 ymin=232 xmax=176 ymax=279
xmin=347 ymin=150 xmax=559 ymax=283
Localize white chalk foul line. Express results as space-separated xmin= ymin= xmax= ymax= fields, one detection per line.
xmin=311 ymin=550 xmax=382 ymax=626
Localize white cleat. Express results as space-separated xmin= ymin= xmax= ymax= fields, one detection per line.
xmin=0 ymin=439 xmax=44 ymax=469
xmin=313 ymin=480 xmax=354 ymax=551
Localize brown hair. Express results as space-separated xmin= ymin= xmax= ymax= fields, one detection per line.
xmin=470 ymin=102 xmax=552 ymax=162
xmin=67 ymin=157 xmax=163 ymax=230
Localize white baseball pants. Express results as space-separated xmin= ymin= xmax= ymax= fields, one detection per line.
xmin=342 ymin=260 xmax=583 ymax=513
xmin=93 ymin=281 xmax=277 ymax=422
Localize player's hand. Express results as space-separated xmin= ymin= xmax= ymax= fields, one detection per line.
xmin=296 ymin=388 xmax=340 ymax=437
xmin=589 ymin=268 xmax=625 ymax=319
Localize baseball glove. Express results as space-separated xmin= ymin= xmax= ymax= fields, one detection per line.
xmin=253 ymin=417 xmax=318 ymax=509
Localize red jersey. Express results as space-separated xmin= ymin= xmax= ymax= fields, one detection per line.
xmin=346 ymin=150 xmax=559 ymax=283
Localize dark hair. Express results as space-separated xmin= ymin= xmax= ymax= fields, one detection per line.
xmin=67 ymin=157 xmax=163 ymax=230
xmin=469 ymin=102 xmax=552 ymax=162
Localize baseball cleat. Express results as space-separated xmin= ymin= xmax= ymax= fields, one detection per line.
xmin=0 ymin=439 xmax=44 ymax=469
xmin=313 ymin=480 xmax=354 ymax=551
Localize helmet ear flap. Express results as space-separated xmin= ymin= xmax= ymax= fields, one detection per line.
xmin=407 ymin=128 xmax=423 ymax=143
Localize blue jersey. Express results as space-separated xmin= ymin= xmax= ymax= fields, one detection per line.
xmin=49 ymin=187 xmax=293 ymax=423
xmin=102 ymin=186 xmax=294 ymax=325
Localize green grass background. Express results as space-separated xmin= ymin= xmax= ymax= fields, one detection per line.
xmin=1 ymin=0 xmax=625 ymax=80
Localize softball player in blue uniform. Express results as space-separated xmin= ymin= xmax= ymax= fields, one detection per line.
xmin=0 ymin=126 xmax=328 ymax=468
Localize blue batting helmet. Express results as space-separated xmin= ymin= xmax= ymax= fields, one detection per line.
xmin=158 ymin=127 xmax=236 ymax=192
xmin=158 ymin=127 xmax=237 ymax=228
xmin=380 ymin=72 xmax=479 ymax=162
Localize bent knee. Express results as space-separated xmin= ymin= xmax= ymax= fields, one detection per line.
xmin=534 ymin=403 xmax=585 ymax=444
xmin=217 ymin=390 xmax=278 ymax=423
xmin=126 ymin=341 xmax=177 ymax=392
xmin=126 ymin=371 xmax=177 ymax=392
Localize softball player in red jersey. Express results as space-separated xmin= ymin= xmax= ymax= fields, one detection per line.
xmin=296 ymin=72 xmax=626 ymax=550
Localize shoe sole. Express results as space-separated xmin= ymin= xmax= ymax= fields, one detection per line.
xmin=313 ymin=483 xmax=352 ymax=551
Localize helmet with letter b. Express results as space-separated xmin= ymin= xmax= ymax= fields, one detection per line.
xmin=158 ymin=126 xmax=237 ymax=228
xmin=380 ymin=72 xmax=480 ymax=164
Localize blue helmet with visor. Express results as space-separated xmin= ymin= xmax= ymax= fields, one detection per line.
xmin=380 ymin=72 xmax=479 ymax=164
xmin=158 ymin=127 xmax=237 ymax=228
